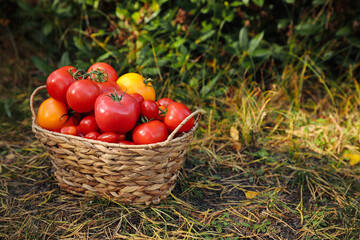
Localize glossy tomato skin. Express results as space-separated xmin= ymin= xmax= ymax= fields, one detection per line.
xmin=130 ymin=93 xmax=144 ymax=105
xmin=79 ymin=115 xmax=99 ymax=134
xmin=132 ymin=120 xmax=168 ymax=145
xmin=117 ymin=133 xmax=126 ymax=141
xmin=157 ymin=98 xmax=174 ymax=108
xmin=84 ymin=131 xmax=100 ymax=140
xmin=87 ymin=62 xmax=118 ymax=82
xmin=118 ymin=140 xmax=135 ymax=145
xmin=163 ymin=102 xmax=194 ymax=133
xmin=141 ymin=100 xmax=159 ymax=120
xmin=116 ymin=73 xmax=155 ymax=101
xmin=97 ymin=132 xmax=118 ymax=143
xmin=96 ymin=81 xmax=120 ymax=94
xmin=60 ymin=126 xmax=77 ymax=135
xmin=94 ymin=91 xmax=140 ymax=133
xmin=66 ymin=79 xmax=101 ymax=113
xmin=37 ymin=98 xmax=79 ymax=131
xmin=46 ymin=66 xmax=76 ymax=103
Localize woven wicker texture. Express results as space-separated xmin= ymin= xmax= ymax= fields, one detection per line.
xmin=30 ymin=85 xmax=200 ymax=205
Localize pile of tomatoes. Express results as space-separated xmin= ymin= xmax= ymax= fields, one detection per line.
xmin=37 ymin=62 xmax=195 ymax=145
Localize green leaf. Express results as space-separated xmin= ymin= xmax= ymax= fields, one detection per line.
xmin=230 ymin=1 xmax=244 ymax=7
xmin=200 ymin=73 xmax=222 ymax=97
xmin=42 ymin=22 xmax=53 ymax=36
xmin=195 ymin=30 xmax=216 ymax=44
xmin=238 ymin=27 xmax=248 ymax=50
xmin=248 ymin=31 xmax=264 ymax=53
xmin=312 ymin=0 xmax=326 ymax=5
xmin=59 ymin=51 xmax=71 ymax=68
xmin=335 ymin=26 xmax=351 ymax=37
xmin=31 ymin=56 xmax=54 ymax=75
xmin=96 ymin=52 xmax=112 ymax=62
xmin=116 ymin=7 xmax=129 ymax=19
xmin=283 ymin=0 xmax=295 ymax=3
xmin=252 ymin=0 xmax=264 ymax=7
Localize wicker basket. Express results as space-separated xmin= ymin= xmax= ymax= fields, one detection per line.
xmin=30 ymin=85 xmax=200 ymax=205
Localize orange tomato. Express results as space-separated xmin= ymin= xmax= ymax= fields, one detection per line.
xmin=37 ymin=98 xmax=79 ymax=131
xmin=116 ymin=73 xmax=156 ymax=101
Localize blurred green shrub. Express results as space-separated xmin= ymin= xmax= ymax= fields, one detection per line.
xmin=1 ymin=0 xmax=360 ymax=103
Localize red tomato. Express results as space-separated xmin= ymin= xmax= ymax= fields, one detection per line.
xmin=37 ymin=98 xmax=79 ymax=131
xmin=60 ymin=126 xmax=77 ymax=136
xmin=163 ymin=102 xmax=194 ymax=133
xmin=97 ymin=132 xmax=118 ymax=143
xmin=84 ymin=131 xmax=100 ymax=140
xmin=157 ymin=98 xmax=174 ymax=108
xmin=141 ymin=100 xmax=159 ymax=120
xmin=46 ymin=66 xmax=76 ymax=103
xmin=96 ymin=81 xmax=120 ymax=94
xmin=79 ymin=115 xmax=99 ymax=134
xmin=131 ymin=93 xmax=144 ymax=105
xmin=117 ymin=133 xmax=126 ymax=141
xmin=94 ymin=90 xmax=140 ymax=133
xmin=132 ymin=120 xmax=168 ymax=144
xmin=118 ymin=140 xmax=135 ymax=145
xmin=87 ymin=62 xmax=118 ymax=82
xmin=76 ymin=125 xmax=84 ymax=136
xmin=66 ymin=79 xmax=101 ymax=113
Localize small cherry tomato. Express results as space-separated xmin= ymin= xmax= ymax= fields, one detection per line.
xmin=60 ymin=126 xmax=77 ymax=135
xmin=164 ymin=102 xmax=194 ymax=133
xmin=132 ymin=120 xmax=168 ymax=145
xmin=117 ymin=133 xmax=126 ymax=141
xmin=66 ymin=79 xmax=101 ymax=113
xmin=157 ymin=98 xmax=174 ymax=108
xmin=141 ymin=100 xmax=159 ymax=120
xmin=76 ymin=125 xmax=84 ymax=137
xmin=97 ymin=132 xmax=118 ymax=143
xmin=79 ymin=115 xmax=99 ymax=134
xmin=117 ymin=140 xmax=135 ymax=145
xmin=130 ymin=93 xmax=144 ymax=105
xmin=84 ymin=131 xmax=100 ymax=140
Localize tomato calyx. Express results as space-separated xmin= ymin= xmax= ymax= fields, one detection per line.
xmin=69 ymin=68 xmax=86 ymax=80
xmin=158 ymin=106 xmax=167 ymax=116
xmin=107 ymin=89 xmax=126 ymax=103
xmin=143 ymin=78 xmax=153 ymax=87
xmin=87 ymin=68 xmax=109 ymax=83
xmin=141 ymin=116 xmax=151 ymax=123
xmin=60 ymin=108 xmax=79 ymax=124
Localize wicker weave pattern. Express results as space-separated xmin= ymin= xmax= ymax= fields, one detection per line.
xmin=31 ymin=86 xmax=199 ymax=205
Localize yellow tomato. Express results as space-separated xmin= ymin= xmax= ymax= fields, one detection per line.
xmin=116 ymin=73 xmax=156 ymax=101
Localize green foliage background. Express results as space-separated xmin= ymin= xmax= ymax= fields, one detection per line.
xmin=2 ymin=0 xmax=360 ymax=104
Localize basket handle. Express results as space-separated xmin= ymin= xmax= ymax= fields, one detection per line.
xmin=30 ymin=85 xmax=47 ymax=118
xmin=165 ymin=110 xmax=201 ymax=143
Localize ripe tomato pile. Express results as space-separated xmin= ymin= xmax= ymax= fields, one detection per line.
xmin=37 ymin=62 xmax=195 ymax=145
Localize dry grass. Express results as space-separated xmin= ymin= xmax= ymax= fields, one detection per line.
xmin=1 ymin=72 xmax=360 ymax=239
